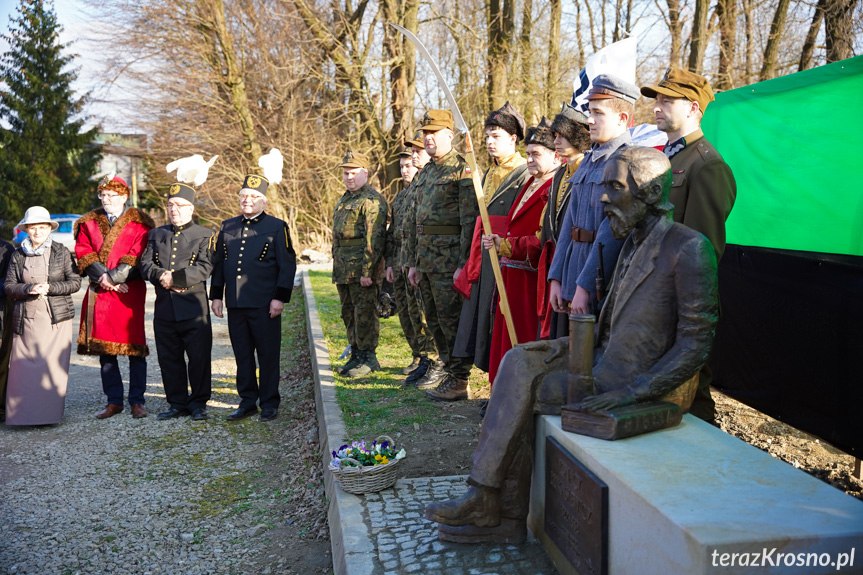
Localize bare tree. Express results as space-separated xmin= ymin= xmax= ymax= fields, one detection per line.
xmin=799 ymin=0 xmax=827 ymax=70
xmin=716 ymin=0 xmax=738 ymax=89
xmin=760 ymin=0 xmax=791 ymax=80
xmin=688 ymin=0 xmax=711 ymax=73
xmin=824 ymin=0 xmax=861 ymax=61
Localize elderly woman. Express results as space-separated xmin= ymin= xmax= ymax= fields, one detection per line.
xmin=3 ymin=206 xmax=81 ymax=425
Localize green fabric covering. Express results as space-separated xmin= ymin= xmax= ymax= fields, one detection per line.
xmin=702 ymin=56 xmax=863 ymax=257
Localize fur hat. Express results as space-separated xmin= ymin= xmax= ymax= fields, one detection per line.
xmin=550 ymin=102 xmax=589 ymax=146
xmin=524 ymin=117 xmax=556 ymax=151
xmin=98 ymin=174 xmax=130 ymax=197
xmin=484 ymin=101 xmax=527 ymax=142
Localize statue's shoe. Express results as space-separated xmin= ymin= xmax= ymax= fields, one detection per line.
xmin=424 ymin=485 xmax=500 ymax=527
xmin=437 ymin=519 xmax=527 ymax=545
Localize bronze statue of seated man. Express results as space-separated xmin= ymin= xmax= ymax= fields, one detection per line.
xmin=424 ymin=146 xmax=719 ymax=544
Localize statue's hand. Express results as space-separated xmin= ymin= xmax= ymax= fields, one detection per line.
xmin=574 ymin=388 xmax=635 ymax=412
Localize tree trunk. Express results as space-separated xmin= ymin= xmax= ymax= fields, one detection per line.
xmin=824 ymin=0 xmax=859 ymax=62
xmin=662 ymin=0 xmax=683 ymax=68
xmin=799 ymin=0 xmax=826 ymax=71
xmin=546 ymin=0 xmax=561 ymax=113
xmin=574 ymin=0 xmax=585 ymax=68
xmin=687 ymin=0 xmax=709 ymax=73
xmin=716 ymin=0 xmax=737 ymax=89
xmin=759 ymin=0 xmax=791 ymax=81
xmin=742 ymin=0 xmax=754 ymax=83
xmin=488 ymin=0 xmax=518 ymax=109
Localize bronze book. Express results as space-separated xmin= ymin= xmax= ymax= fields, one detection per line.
xmin=560 ymin=401 xmax=683 ymax=440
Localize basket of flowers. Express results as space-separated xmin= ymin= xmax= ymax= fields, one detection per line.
xmin=328 ymin=435 xmax=406 ymax=495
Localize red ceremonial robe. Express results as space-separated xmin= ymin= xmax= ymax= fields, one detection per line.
xmin=488 ymin=177 xmax=551 ymax=386
xmin=75 ymin=208 xmax=153 ymax=357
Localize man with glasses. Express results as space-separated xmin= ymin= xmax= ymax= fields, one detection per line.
xmin=75 ymin=175 xmax=154 ymax=419
xmin=141 ymin=183 xmax=215 ymax=421
xmin=210 ymin=174 xmax=296 ymax=422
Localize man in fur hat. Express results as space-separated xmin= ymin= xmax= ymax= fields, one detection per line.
xmin=76 ymin=175 xmax=154 ymax=419
xmin=210 ymin=174 xmax=297 ymax=422
xmin=449 ymin=102 xmax=531 ymax=397
xmin=141 ymin=183 xmax=215 ymax=421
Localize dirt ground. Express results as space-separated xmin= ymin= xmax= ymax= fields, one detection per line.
xmin=386 ymin=378 xmax=863 ymax=501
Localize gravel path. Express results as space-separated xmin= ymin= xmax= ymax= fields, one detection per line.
xmin=0 ymin=285 xmax=330 ymax=575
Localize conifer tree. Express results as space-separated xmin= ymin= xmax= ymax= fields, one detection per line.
xmin=0 ymin=0 xmax=100 ymax=234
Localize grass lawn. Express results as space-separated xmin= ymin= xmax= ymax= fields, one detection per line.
xmin=307 ymin=269 xmax=489 ymax=440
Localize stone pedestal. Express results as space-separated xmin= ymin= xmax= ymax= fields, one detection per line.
xmin=529 ymin=415 xmax=863 ymax=575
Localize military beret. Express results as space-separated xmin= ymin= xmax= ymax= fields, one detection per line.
xmin=168 ymin=182 xmax=196 ymax=204
xmin=641 ymin=68 xmax=715 ymax=113
xmin=240 ymin=174 xmax=269 ymax=197
xmin=340 ymin=150 xmax=370 ymax=170
xmin=524 ymin=117 xmax=556 ymax=151
xmin=550 ymin=101 xmax=589 ymax=146
xmin=484 ymin=101 xmax=527 ymax=142
xmin=587 ymin=73 xmax=641 ymax=104
xmin=405 ymin=129 xmax=424 ymax=149
xmin=421 ymin=110 xmax=454 ymax=132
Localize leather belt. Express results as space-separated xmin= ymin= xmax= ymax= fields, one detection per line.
xmin=334 ymin=238 xmax=364 ymax=247
xmin=500 ymin=257 xmax=536 ymax=272
xmin=417 ymin=224 xmax=460 ymax=235
xmin=571 ymin=226 xmax=597 ymax=243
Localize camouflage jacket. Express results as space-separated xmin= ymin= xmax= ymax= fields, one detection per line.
xmin=404 ymin=149 xmax=478 ymax=274
xmin=384 ymin=173 xmax=421 ymax=270
xmin=332 ymin=183 xmax=388 ymax=284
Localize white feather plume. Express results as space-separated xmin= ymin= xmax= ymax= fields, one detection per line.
xmin=166 ymin=154 xmax=219 ymax=187
xmin=258 ymin=148 xmax=284 ymax=186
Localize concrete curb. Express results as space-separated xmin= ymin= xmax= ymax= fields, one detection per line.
xmin=303 ymin=270 xmax=376 ymax=575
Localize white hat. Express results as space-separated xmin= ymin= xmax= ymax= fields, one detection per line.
xmin=17 ymin=206 xmax=58 ymax=231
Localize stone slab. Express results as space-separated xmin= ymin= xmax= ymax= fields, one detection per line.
xmin=529 ymin=414 xmax=863 ymax=575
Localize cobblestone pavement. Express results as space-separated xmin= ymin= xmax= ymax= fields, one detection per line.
xmin=365 ymin=476 xmax=558 ymax=575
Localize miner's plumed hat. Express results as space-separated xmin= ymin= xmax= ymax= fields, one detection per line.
xmin=168 ymin=182 xmax=196 ymax=204
xmin=240 ymin=174 xmax=269 ymax=197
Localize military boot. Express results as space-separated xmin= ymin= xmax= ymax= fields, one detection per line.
xmin=338 ymin=347 xmax=362 ymax=376
xmin=402 ymin=357 xmax=432 ymax=387
xmin=425 ymin=374 xmax=469 ymax=401
xmin=401 ymin=356 xmax=423 ymax=375
xmin=346 ymin=350 xmax=379 ymax=378
xmin=416 ymin=360 xmax=447 ymax=390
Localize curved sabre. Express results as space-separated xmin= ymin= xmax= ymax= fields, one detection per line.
xmin=389 ymin=21 xmax=519 ymax=346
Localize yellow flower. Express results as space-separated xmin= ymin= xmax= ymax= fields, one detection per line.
xmin=375 ymin=454 xmax=382 ymax=461
xmin=381 ymin=457 xmax=389 ymax=464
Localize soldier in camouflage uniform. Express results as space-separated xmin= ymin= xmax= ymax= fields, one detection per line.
xmin=385 ymin=134 xmax=436 ymax=382
xmin=333 ymin=151 xmax=388 ymax=377
xmin=405 ymin=110 xmax=479 ymax=401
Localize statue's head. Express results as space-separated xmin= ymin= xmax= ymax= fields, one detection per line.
xmin=601 ymin=147 xmax=673 ymax=239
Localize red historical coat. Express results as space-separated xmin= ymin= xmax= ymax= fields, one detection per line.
xmin=488 ymin=176 xmax=552 ymax=386
xmin=75 ymin=208 xmax=153 ymax=357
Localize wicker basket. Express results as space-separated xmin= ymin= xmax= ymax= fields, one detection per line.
xmin=329 ymin=435 xmax=403 ymax=495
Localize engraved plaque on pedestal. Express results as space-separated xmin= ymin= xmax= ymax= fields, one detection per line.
xmin=545 ymin=436 xmax=608 ymax=575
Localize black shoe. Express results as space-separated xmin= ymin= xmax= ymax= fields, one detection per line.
xmin=191 ymin=408 xmax=208 ymax=421
xmin=260 ymin=408 xmax=278 ymax=422
xmin=226 ymin=406 xmax=258 ymax=421
xmin=157 ymin=408 xmax=191 ymax=420
xmin=403 ymin=357 xmax=432 ymax=386
xmin=416 ymin=361 xmax=447 ymax=390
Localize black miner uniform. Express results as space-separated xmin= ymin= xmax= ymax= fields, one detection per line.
xmin=140 ymin=222 xmax=216 ymax=413
xmin=210 ymin=212 xmax=296 ymax=413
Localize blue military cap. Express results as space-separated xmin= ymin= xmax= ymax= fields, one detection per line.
xmin=587 ymin=74 xmax=640 ymax=104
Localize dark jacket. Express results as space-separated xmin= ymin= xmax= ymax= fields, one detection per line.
xmin=0 ymin=238 xmax=13 ymax=332
xmin=140 ymin=223 xmax=215 ymax=322
xmin=210 ymin=212 xmax=297 ymax=308
xmin=4 ymin=243 xmax=82 ymax=335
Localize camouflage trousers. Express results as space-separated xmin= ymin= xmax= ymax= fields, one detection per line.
xmin=393 ymin=268 xmax=436 ymax=359
xmin=336 ymin=282 xmax=380 ymax=351
xmin=417 ymin=271 xmax=472 ymax=379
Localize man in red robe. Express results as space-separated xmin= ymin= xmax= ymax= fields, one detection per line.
xmin=76 ymin=175 xmax=153 ymax=419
